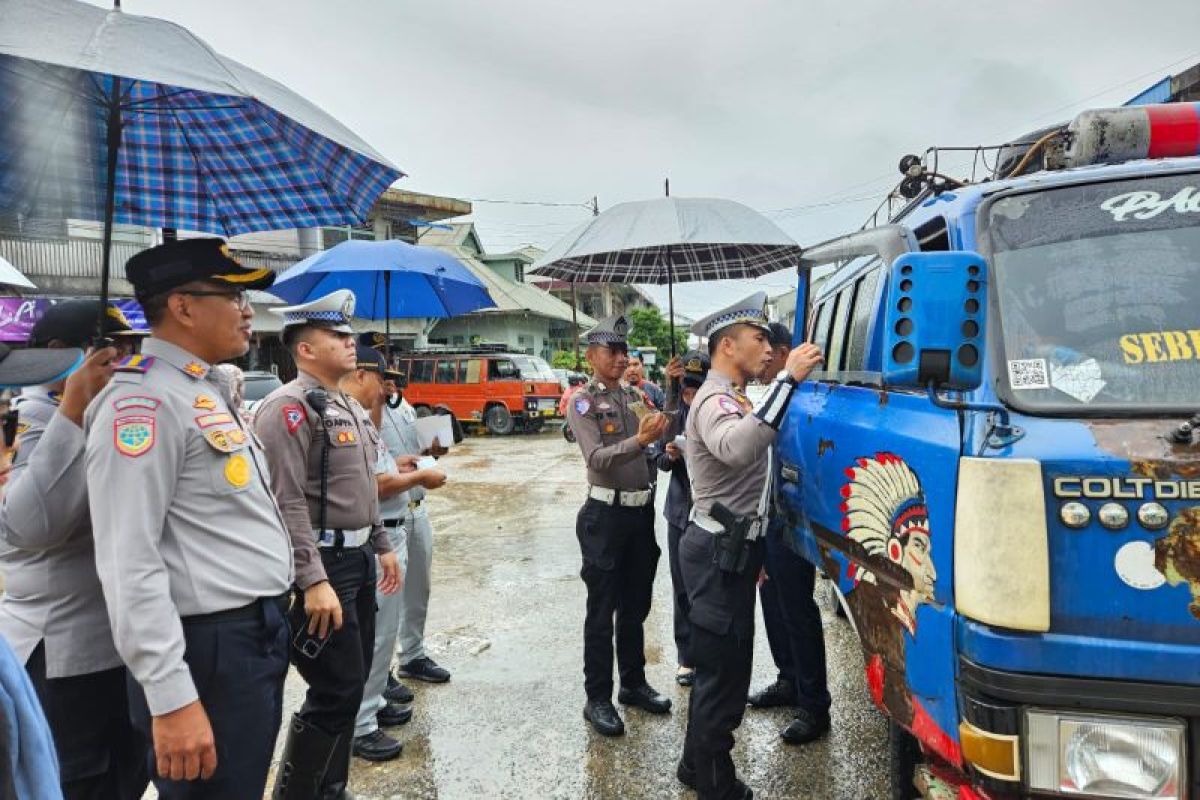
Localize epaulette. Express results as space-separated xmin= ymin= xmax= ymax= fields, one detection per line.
xmin=114 ymin=354 xmax=155 ymax=373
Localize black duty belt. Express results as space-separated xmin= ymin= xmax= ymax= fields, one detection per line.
xmin=181 ymin=592 xmax=289 ymax=625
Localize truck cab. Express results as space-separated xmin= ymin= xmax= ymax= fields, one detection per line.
xmin=779 ymin=104 xmax=1200 ymax=799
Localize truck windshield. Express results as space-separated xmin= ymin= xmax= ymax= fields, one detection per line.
xmin=512 ymin=356 xmax=557 ymax=382
xmin=983 ymin=171 xmax=1200 ymax=414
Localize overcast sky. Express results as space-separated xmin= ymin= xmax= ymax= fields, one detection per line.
xmin=94 ymin=0 xmax=1200 ymax=319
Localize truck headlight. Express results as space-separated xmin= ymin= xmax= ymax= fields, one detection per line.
xmin=1026 ymin=709 xmax=1185 ymax=798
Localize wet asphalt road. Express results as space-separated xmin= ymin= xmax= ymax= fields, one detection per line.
xmin=273 ymin=429 xmax=890 ymax=799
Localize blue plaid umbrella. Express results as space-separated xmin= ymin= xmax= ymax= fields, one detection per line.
xmin=0 ymin=0 xmax=403 ymax=327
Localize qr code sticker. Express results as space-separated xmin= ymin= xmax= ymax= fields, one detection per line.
xmin=1008 ymin=358 xmax=1050 ymax=390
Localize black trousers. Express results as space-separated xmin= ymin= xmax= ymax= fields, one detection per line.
xmin=289 ymin=544 xmax=376 ymax=788
xmin=679 ymin=524 xmax=764 ymax=800
xmin=128 ymin=595 xmax=290 ymax=800
xmin=576 ymin=498 xmax=659 ymax=701
xmin=25 ymin=644 xmax=147 ymax=800
xmin=666 ymin=522 xmax=693 ymax=667
xmin=760 ymin=528 xmax=832 ymax=715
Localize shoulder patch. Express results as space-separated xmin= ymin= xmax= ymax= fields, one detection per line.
xmin=717 ymin=396 xmax=743 ymax=415
xmin=113 ymin=415 xmax=156 ymax=457
xmin=282 ymin=403 xmax=306 ymax=434
xmin=193 ymin=395 xmax=217 ymax=411
xmin=574 ymin=396 xmax=591 ymax=415
xmin=114 ymin=355 xmax=155 ymax=374
xmin=113 ymin=395 xmax=161 ymax=412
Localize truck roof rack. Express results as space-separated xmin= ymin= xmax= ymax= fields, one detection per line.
xmin=799 ymin=224 xmax=919 ymax=272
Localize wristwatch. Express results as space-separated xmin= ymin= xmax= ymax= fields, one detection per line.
xmin=776 ymin=369 xmax=797 ymax=387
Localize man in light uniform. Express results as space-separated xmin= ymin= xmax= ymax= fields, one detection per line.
xmin=566 ymin=314 xmax=672 ymax=737
xmin=0 ymin=300 xmax=146 ymax=800
xmin=676 ymin=292 xmax=822 ymax=799
xmin=346 ymin=346 xmax=447 ymax=762
xmin=255 ymin=291 xmax=400 ymax=799
xmin=84 ymin=238 xmax=295 ymax=799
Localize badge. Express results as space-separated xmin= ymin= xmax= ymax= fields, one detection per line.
xmin=114 ymin=355 xmax=154 ymax=374
xmin=718 ymin=396 xmax=743 ymax=415
xmin=597 ymin=402 xmax=611 ymax=410
xmin=195 ymin=412 xmax=234 ymax=428
xmin=336 ymin=430 xmax=357 ymax=445
xmin=282 ymin=404 xmax=305 ymax=434
xmin=603 ymin=422 xmax=616 ymax=433
xmin=325 ymin=407 xmax=340 ymax=418
xmin=194 ymin=395 xmax=217 ymax=411
xmin=184 ymin=362 xmax=207 ymax=378
xmin=574 ymin=396 xmax=591 ymax=415
xmin=224 ymin=453 xmax=250 ymax=488
xmin=228 ymin=429 xmax=247 ymax=445
xmin=204 ymin=428 xmax=241 ymax=453
xmin=113 ymin=395 xmax=161 ymax=412
xmin=113 ymin=415 xmax=155 ymax=457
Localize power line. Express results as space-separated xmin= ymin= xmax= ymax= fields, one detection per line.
xmin=465 ymin=197 xmax=594 ymax=209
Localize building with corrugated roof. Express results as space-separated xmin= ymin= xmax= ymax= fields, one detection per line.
xmin=418 ymin=223 xmax=595 ymax=359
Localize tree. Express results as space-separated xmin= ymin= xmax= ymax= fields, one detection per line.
xmin=627 ymin=306 xmax=687 ymax=363
xmin=552 ymin=350 xmax=590 ymax=374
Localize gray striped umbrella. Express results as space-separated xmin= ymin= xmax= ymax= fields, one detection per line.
xmin=529 ymin=196 xmax=801 ymax=355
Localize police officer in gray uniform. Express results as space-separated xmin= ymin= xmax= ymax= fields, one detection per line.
xmin=675 ymin=293 xmax=822 ymax=800
xmin=0 ymin=300 xmax=147 ymax=800
xmin=84 ymin=239 xmax=295 ymax=799
xmin=567 ymin=314 xmax=672 ymax=737
xmin=255 ymin=290 xmax=400 ymax=800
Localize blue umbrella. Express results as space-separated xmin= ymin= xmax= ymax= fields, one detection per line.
xmin=0 ymin=0 xmax=403 ymax=331
xmin=270 ymin=239 xmax=496 ymax=346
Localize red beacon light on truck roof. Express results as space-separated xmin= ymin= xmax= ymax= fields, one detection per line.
xmin=1064 ymin=102 xmax=1200 ymax=168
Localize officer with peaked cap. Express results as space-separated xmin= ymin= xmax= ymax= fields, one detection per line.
xmin=254 ymin=290 xmax=400 ymax=799
xmin=83 ymin=238 xmax=294 ymax=798
xmin=566 ymin=313 xmax=672 ymax=737
xmin=654 ymin=349 xmax=710 ymax=689
xmin=0 ymin=300 xmax=150 ymax=799
xmin=675 ymin=292 xmax=822 ymax=799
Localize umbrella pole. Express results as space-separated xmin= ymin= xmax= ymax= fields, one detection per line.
xmin=571 ymin=281 xmax=580 ymax=370
xmin=665 ymin=246 xmax=677 ymax=359
xmin=98 ymin=77 xmax=123 ymax=342
xmin=384 ymin=271 xmax=392 ymax=362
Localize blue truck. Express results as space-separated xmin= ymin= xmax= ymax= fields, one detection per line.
xmin=778 ymin=102 xmax=1200 ymax=799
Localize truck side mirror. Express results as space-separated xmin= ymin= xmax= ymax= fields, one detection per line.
xmin=882 ymin=251 xmax=987 ymax=391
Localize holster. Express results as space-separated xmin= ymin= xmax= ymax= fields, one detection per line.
xmin=710 ymin=501 xmax=751 ymax=575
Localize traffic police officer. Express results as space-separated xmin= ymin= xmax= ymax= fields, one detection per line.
xmin=255 ymin=290 xmax=400 ymax=800
xmin=84 ymin=239 xmax=295 ymax=799
xmin=0 ymin=300 xmax=147 ymax=799
xmin=567 ymin=314 xmax=672 ymax=737
xmin=748 ymin=322 xmax=833 ymax=744
xmin=676 ymin=293 xmax=822 ymax=799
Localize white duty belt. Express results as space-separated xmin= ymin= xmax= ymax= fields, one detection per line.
xmin=588 ymin=486 xmax=653 ymax=507
xmin=316 ymin=526 xmax=372 ymax=548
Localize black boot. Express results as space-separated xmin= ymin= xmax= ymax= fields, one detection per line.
xmin=320 ymin=731 xmax=355 ymax=799
xmin=272 ymin=715 xmax=338 ymax=800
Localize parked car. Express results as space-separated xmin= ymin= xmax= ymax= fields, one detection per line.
xmin=241 ymin=370 xmax=283 ymax=421
xmin=398 ymin=345 xmax=562 ymax=435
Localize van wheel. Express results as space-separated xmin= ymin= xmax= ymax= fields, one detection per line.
xmin=888 ymin=720 xmax=921 ymax=800
xmin=484 ymin=405 xmax=515 ymax=436
xmin=414 ymin=405 xmax=433 ymax=418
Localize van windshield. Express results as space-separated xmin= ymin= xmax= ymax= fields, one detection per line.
xmin=512 ymin=356 xmax=557 ymax=382
xmin=983 ymin=172 xmax=1200 ymax=414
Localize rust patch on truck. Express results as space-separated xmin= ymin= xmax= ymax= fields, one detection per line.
xmin=1087 ymin=420 xmax=1200 ymax=479
xmin=817 ymin=438 xmax=836 ymax=457
xmin=1155 ymin=507 xmax=1200 ymax=619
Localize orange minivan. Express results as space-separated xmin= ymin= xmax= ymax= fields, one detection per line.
xmin=397 ymin=346 xmax=563 ymax=435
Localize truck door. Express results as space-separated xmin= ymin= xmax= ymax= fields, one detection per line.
xmin=776 ymin=262 xmax=967 ymax=766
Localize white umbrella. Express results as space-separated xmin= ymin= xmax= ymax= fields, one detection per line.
xmin=0 ymin=256 xmax=37 ymax=291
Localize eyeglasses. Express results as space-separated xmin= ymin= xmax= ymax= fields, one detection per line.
xmin=179 ymin=289 xmax=251 ymax=310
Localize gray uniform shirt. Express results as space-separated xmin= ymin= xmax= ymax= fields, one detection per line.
xmin=0 ymin=387 xmax=120 ymax=677
xmin=566 ymin=379 xmax=652 ymax=491
xmin=381 ymin=400 xmax=422 ymax=504
xmin=687 ymin=369 xmax=785 ymax=517
xmin=85 ymin=338 xmax=293 ymax=715
xmin=254 ymin=371 xmax=389 ymax=591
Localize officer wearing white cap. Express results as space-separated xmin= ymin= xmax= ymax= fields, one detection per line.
xmin=0 ymin=300 xmax=149 ymax=800
xmin=254 ymin=289 xmax=400 ymax=799
xmin=566 ymin=314 xmax=672 ymax=737
xmin=675 ymin=292 xmax=822 ymax=799
xmin=83 ymin=238 xmax=294 ymax=799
